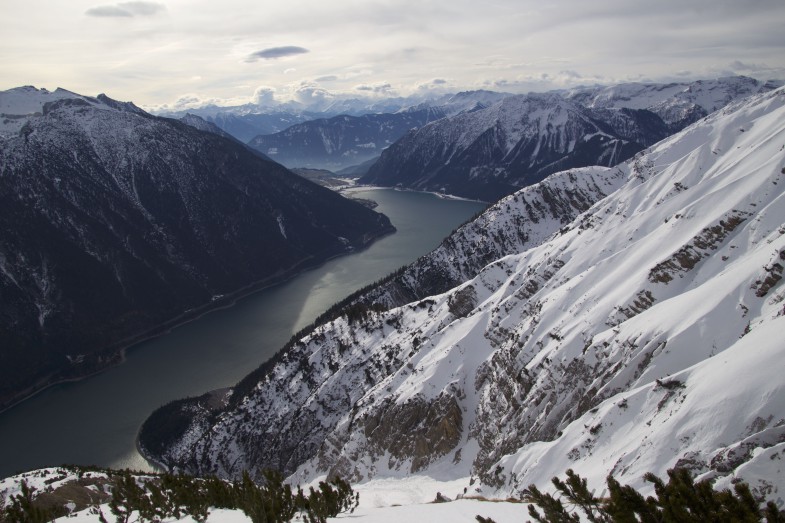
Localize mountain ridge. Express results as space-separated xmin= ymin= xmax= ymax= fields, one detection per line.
xmin=244 ymin=91 xmax=513 ymax=171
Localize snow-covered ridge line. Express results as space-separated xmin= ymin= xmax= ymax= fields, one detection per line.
xmin=144 ymin=87 xmax=785 ymax=506
xmin=0 ymin=86 xmax=147 ymax=139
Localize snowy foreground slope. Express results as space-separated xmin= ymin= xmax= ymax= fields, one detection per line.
xmin=144 ymin=87 xmax=785 ymax=507
xmin=0 ymin=468 xmax=528 ymax=522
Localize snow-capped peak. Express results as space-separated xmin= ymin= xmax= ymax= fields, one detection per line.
xmin=0 ymin=86 xmax=147 ymax=139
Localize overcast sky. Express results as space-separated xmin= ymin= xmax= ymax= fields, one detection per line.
xmin=2 ymin=0 xmax=784 ymax=110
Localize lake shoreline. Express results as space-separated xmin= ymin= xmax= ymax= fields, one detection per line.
xmin=0 ymin=226 xmax=395 ymax=417
xmin=0 ymin=188 xmax=487 ymax=479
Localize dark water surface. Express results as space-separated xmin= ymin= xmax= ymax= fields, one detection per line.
xmin=0 ymin=189 xmax=486 ymax=478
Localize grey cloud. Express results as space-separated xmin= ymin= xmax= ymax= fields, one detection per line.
xmin=245 ymin=46 xmax=309 ymax=62
xmin=86 ymin=5 xmax=132 ymax=17
xmin=416 ymin=78 xmax=451 ymax=92
xmin=354 ymin=82 xmax=394 ymax=94
xmin=728 ymin=60 xmax=767 ymax=72
xmin=86 ymin=1 xmax=165 ymax=17
xmin=315 ymin=75 xmax=338 ymax=82
xmin=120 ymin=1 xmax=166 ymax=15
xmin=559 ymin=70 xmax=582 ymax=79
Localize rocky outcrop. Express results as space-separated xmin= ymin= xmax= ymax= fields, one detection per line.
xmin=363 ymin=393 xmax=463 ymax=473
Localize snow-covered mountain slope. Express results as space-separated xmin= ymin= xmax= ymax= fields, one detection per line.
xmin=360 ymin=92 xmax=665 ymax=201
xmin=356 ymin=165 xmax=626 ymax=310
xmin=0 ymin=86 xmax=144 ymax=139
xmin=0 ymin=86 xmax=394 ymax=411
xmin=142 ymin=86 xmax=785 ymax=504
xmin=361 ymin=76 xmax=780 ymax=201
xmin=566 ymin=75 xmax=780 ymax=130
xmin=157 ymin=90 xmax=512 ymax=145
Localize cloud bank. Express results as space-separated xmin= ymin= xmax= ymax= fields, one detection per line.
xmin=3 ymin=0 xmax=782 ymax=108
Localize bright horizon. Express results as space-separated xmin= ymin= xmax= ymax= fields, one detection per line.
xmin=2 ymin=0 xmax=784 ymax=112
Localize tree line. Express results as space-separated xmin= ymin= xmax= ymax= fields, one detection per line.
xmin=2 ymin=468 xmax=358 ymax=523
xmin=476 ymin=467 xmax=785 ymax=523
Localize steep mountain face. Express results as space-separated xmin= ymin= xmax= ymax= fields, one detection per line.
xmin=141 ymin=87 xmax=785 ymax=503
xmin=0 ymin=86 xmax=394 ymax=410
xmin=361 ymin=76 xmax=779 ymax=202
xmin=361 ymin=94 xmax=659 ymax=201
xmin=355 ymin=165 xmax=627 ymax=310
xmin=246 ymin=108 xmax=446 ymax=170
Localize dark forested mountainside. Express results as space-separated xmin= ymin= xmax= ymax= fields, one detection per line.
xmin=0 ymin=86 xmax=394 ymax=410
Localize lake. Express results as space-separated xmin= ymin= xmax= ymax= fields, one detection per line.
xmin=0 ymin=188 xmax=486 ymax=478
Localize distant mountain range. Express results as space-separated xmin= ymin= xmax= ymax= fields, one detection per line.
xmin=154 ymin=90 xmax=510 ymax=144
xmin=241 ymin=91 xmax=510 ymax=171
xmin=179 ymin=77 xmax=780 ymax=202
xmin=0 ymin=86 xmax=394 ymax=411
xmin=140 ymin=84 xmax=785 ymax=507
xmin=361 ymin=76 xmax=779 ymax=201
xmin=361 ymin=93 xmax=661 ymax=201
xmin=245 ymin=108 xmax=445 ymax=171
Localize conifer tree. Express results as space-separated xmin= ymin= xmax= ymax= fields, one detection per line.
xmin=3 ymin=480 xmax=57 ymax=523
xmin=516 ymin=468 xmax=785 ymax=523
xmin=109 ymin=471 xmax=146 ymax=523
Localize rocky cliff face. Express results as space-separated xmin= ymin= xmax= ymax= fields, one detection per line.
xmin=0 ymin=86 xmax=394 ymax=410
xmin=141 ymin=87 xmax=785 ymax=503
